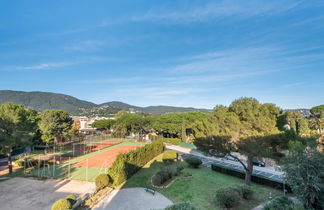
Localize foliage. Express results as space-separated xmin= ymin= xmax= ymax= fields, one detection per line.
xmin=263 ymin=196 xmax=304 ymax=210
xmin=162 ymin=151 xmax=178 ymax=163
xmin=184 ymin=156 xmax=202 ymax=168
xmin=194 ymin=98 xmax=287 ymax=185
xmin=95 ymin=174 xmax=111 ymax=190
xmin=241 ymin=184 xmax=254 ymax=200
xmin=310 ymin=105 xmax=324 ymax=115
xmin=150 ymin=112 xmax=209 ymax=137
xmin=165 ymin=202 xmax=197 ymax=210
xmin=0 ymin=102 xmax=38 ymax=173
xmin=214 ymin=187 xmax=241 ymax=208
xmin=51 ymin=198 xmax=72 ymax=210
xmin=108 ymin=140 xmax=164 ymax=186
xmin=282 ymin=143 xmax=324 ymax=209
xmin=66 ymin=195 xmax=77 ymax=205
xmin=38 ymin=110 xmax=72 ymax=143
xmin=112 ymin=113 xmax=150 ymax=138
xmin=91 ymin=119 xmax=115 ymax=131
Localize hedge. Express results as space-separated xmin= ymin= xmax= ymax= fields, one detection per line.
xmin=162 ymin=151 xmax=178 ymax=163
xmin=160 ymin=138 xmax=181 ymax=145
xmin=211 ymin=164 xmax=291 ymax=192
xmin=51 ymin=199 xmax=71 ymax=210
xmin=108 ymin=140 xmax=164 ymax=186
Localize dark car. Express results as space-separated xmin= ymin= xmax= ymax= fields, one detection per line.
xmin=252 ymin=159 xmax=266 ymax=167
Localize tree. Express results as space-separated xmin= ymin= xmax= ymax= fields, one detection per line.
xmin=194 ymin=98 xmax=287 ymax=185
xmin=310 ymin=105 xmax=324 ymax=115
xmin=112 ymin=114 xmax=150 ymax=139
xmin=38 ymin=110 xmax=72 ymax=144
xmin=114 ymin=110 xmax=128 ymax=119
xmin=282 ymin=142 xmax=324 ymax=209
xmin=91 ymin=119 xmax=115 ymax=133
xmin=0 ymin=103 xmax=38 ymax=173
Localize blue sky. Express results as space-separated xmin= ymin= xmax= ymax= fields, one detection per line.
xmin=0 ymin=0 xmax=323 ymax=109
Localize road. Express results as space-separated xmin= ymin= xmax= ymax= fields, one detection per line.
xmin=165 ymin=144 xmax=284 ymax=182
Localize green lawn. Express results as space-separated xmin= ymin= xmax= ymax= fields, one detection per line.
xmin=123 ymin=153 xmax=281 ymax=210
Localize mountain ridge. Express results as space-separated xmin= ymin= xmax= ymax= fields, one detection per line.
xmin=0 ymin=90 xmax=211 ymax=115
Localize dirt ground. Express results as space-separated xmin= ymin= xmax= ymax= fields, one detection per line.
xmin=0 ymin=177 xmax=96 ymax=210
xmin=74 ymin=145 xmax=142 ymax=168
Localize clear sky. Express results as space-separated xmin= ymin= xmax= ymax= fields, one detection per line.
xmin=1 ymin=0 xmax=323 ymax=109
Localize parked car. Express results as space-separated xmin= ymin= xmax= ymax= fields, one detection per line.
xmin=252 ymin=159 xmax=266 ymax=167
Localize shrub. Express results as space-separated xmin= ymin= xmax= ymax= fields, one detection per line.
xmin=241 ymin=184 xmax=253 ymax=200
xmin=263 ymin=196 xmax=304 ymax=210
xmin=152 ymin=174 xmax=163 ymax=186
xmin=157 ymin=170 xmax=172 ymax=183
xmin=108 ymin=140 xmax=164 ymax=186
xmin=51 ymin=199 xmax=72 ymax=210
xmin=95 ymin=174 xmax=110 ymax=190
xmin=165 ymin=202 xmax=197 ymax=210
xmin=66 ymin=195 xmax=77 ymax=206
xmin=162 ymin=151 xmax=178 ymax=163
xmin=215 ymin=187 xmax=241 ymax=208
xmin=185 ymin=156 xmax=202 ymax=168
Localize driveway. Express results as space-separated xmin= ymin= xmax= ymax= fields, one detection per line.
xmin=93 ymin=188 xmax=173 ymax=210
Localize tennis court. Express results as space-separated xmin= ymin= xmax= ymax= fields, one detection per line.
xmin=27 ymin=139 xmax=144 ymax=181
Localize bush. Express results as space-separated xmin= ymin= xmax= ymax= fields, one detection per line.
xmin=162 ymin=151 xmax=178 ymax=163
xmin=165 ymin=202 xmax=197 ymax=210
xmin=157 ymin=170 xmax=172 ymax=183
xmin=215 ymin=187 xmax=241 ymax=208
xmin=152 ymin=174 xmax=163 ymax=186
xmin=51 ymin=199 xmax=72 ymax=210
xmin=66 ymin=195 xmax=77 ymax=205
xmin=263 ymin=196 xmax=304 ymax=210
xmin=185 ymin=156 xmax=202 ymax=168
xmin=95 ymin=174 xmax=110 ymax=190
xmin=241 ymin=184 xmax=253 ymax=200
xmin=108 ymin=140 xmax=164 ymax=186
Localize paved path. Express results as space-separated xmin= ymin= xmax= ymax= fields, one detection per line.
xmin=0 ymin=177 xmax=95 ymax=210
xmin=93 ymin=188 xmax=173 ymax=210
xmin=166 ymin=144 xmax=284 ymax=182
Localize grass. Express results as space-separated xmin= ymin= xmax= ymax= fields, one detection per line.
xmin=123 ymin=153 xmax=281 ymax=210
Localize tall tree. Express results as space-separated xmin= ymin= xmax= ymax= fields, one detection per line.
xmin=38 ymin=110 xmax=72 ymax=144
xmin=112 ymin=114 xmax=150 ymax=139
xmin=0 ymin=103 xmax=38 ymax=173
xmin=195 ymin=98 xmax=286 ymax=185
xmin=283 ymin=141 xmax=324 ymax=209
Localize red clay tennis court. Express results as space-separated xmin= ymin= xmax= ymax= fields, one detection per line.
xmin=73 ymin=144 xmax=142 ymax=168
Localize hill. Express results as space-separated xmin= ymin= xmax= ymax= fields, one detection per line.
xmin=0 ymin=90 xmax=96 ymax=114
xmin=0 ymin=90 xmax=211 ymax=115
